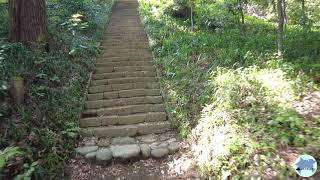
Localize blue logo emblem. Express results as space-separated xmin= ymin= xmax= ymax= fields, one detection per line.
xmin=293 ymin=154 xmax=317 ymax=177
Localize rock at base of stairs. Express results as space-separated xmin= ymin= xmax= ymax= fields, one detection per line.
xmin=151 ymin=148 xmax=169 ymax=158
xmin=168 ymin=142 xmax=180 ymax=154
xmin=76 ymin=146 xmax=98 ymax=155
xmin=111 ymin=136 xmax=137 ymax=145
xmin=96 ymin=148 xmax=113 ymax=165
xmin=110 ymin=144 xmax=141 ymax=160
xmin=85 ymin=151 xmax=97 ymax=160
xmin=75 ymin=134 xmax=181 ymax=163
xmin=140 ymin=144 xmax=151 ymax=158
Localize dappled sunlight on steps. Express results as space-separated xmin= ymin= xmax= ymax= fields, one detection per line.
xmin=75 ymin=0 xmax=181 ymax=164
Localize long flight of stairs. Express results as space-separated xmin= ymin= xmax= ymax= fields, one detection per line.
xmin=75 ymin=0 xmax=180 ymax=163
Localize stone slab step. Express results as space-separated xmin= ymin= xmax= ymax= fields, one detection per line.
xmin=102 ymin=37 xmax=146 ymax=41
xmin=100 ymin=45 xmax=148 ymax=50
xmin=88 ymin=82 xmax=159 ymax=94
xmin=103 ymin=33 xmax=146 ymax=37
xmin=101 ymin=42 xmax=149 ymax=47
xmin=80 ymin=121 xmax=170 ymax=137
xmin=109 ymin=17 xmax=140 ymax=20
xmin=80 ymin=111 xmax=166 ymax=127
xmin=102 ymin=49 xmax=149 ymax=55
xmin=102 ymin=40 xmax=148 ymax=44
xmin=90 ymin=77 xmax=157 ymax=87
xmin=94 ymin=66 xmax=155 ymax=74
xmin=85 ymin=96 xmax=163 ymax=109
xmin=108 ymin=19 xmax=140 ymax=22
xmin=86 ymin=88 xmax=160 ymax=101
xmin=92 ymin=71 xmax=156 ymax=80
xmin=103 ymin=39 xmax=147 ymax=44
xmin=106 ymin=28 xmax=143 ymax=32
xmin=96 ymin=61 xmax=153 ymax=67
xmin=101 ymin=54 xmax=152 ymax=59
xmin=103 ymin=36 xmax=147 ymax=41
xmin=101 ymin=51 xmax=150 ymax=57
xmin=103 ymin=33 xmax=143 ymax=35
xmin=104 ymin=32 xmax=146 ymax=36
xmin=96 ymin=56 xmax=151 ymax=62
xmin=83 ymin=104 xmax=164 ymax=117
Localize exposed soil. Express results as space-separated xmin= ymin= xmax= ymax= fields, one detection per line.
xmin=65 ymin=141 xmax=199 ymax=180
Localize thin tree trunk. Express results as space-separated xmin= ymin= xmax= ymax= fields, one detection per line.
xmin=190 ymin=3 xmax=194 ymax=30
xmin=283 ymin=0 xmax=288 ymax=24
xmin=301 ymin=0 xmax=306 ymax=27
xmin=277 ymin=0 xmax=284 ymax=56
xmin=272 ymin=0 xmax=276 ymax=13
xmin=238 ymin=0 xmax=246 ymax=35
xmin=9 ymin=0 xmax=50 ymax=48
xmin=239 ymin=2 xmax=245 ymax=25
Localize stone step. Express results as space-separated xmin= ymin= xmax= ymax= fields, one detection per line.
xmin=109 ymin=18 xmax=141 ymax=21
xmin=103 ymin=36 xmax=147 ymax=41
xmin=83 ymin=104 xmax=165 ymax=117
xmin=101 ymin=42 xmax=149 ymax=46
xmin=80 ymin=111 xmax=166 ymax=127
xmin=94 ymin=65 xmax=155 ymax=74
xmin=86 ymin=88 xmax=161 ymax=101
xmin=102 ymin=33 xmax=147 ymax=39
xmin=96 ymin=61 xmax=153 ymax=67
xmin=102 ymin=41 xmax=148 ymax=46
xmin=85 ymin=96 xmax=163 ymax=109
xmin=104 ymin=32 xmax=145 ymax=35
xmin=103 ymin=35 xmax=146 ymax=39
xmin=107 ymin=23 xmax=142 ymax=26
xmin=99 ymin=46 xmax=149 ymax=51
xmin=92 ymin=83 xmax=159 ymax=94
xmin=101 ymin=53 xmax=151 ymax=59
xmin=106 ymin=28 xmax=143 ymax=32
xmin=96 ymin=56 xmax=152 ymax=62
xmin=101 ymin=47 xmax=149 ymax=51
xmin=80 ymin=121 xmax=171 ymax=138
xmin=109 ymin=24 xmax=140 ymax=26
xmin=92 ymin=71 xmax=156 ymax=80
xmin=106 ymin=26 xmax=142 ymax=28
xmin=89 ymin=82 xmax=159 ymax=94
xmin=90 ymin=77 xmax=157 ymax=87
xmin=102 ymin=49 xmax=150 ymax=56
xmin=109 ymin=17 xmax=140 ymax=19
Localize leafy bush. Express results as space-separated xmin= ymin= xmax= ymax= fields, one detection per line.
xmin=0 ymin=0 xmax=113 ymax=178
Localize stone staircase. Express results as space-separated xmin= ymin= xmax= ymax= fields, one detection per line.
xmin=76 ymin=0 xmax=180 ymax=163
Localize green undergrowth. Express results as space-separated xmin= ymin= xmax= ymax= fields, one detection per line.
xmin=138 ymin=0 xmax=320 ymax=178
xmin=0 ymin=0 xmax=113 ymax=178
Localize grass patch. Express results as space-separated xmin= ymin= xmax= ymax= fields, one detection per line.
xmin=138 ymin=0 xmax=320 ymax=178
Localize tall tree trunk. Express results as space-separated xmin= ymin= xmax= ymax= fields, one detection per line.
xmin=277 ymin=0 xmax=284 ymax=56
xmin=8 ymin=0 xmax=50 ymax=48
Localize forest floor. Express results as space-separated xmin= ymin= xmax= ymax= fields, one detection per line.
xmin=65 ymin=141 xmax=199 ymax=180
